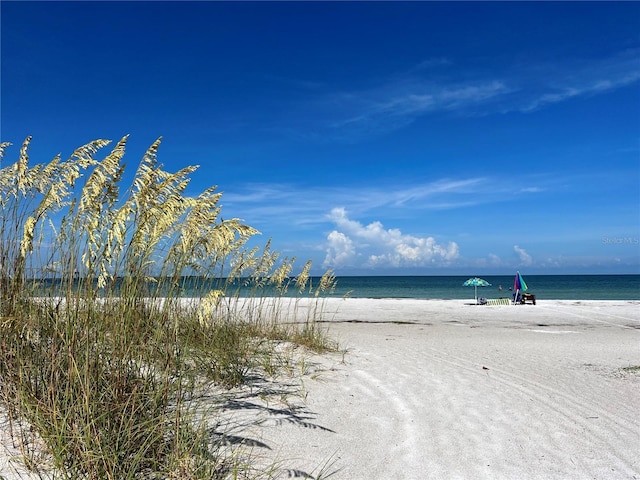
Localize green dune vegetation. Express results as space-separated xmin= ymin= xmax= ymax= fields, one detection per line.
xmin=0 ymin=136 xmax=337 ymax=479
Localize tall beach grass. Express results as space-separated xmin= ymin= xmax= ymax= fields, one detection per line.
xmin=0 ymin=136 xmax=337 ymax=479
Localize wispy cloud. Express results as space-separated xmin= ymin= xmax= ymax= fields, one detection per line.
xmin=338 ymin=81 xmax=510 ymax=125
xmin=517 ymin=50 xmax=640 ymax=112
xmin=513 ymin=245 xmax=533 ymax=266
xmin=324 ymin=80 xmax=511 ymax=138
xmin=221 ymin=176 xmax=546 ymax=231
xmin=388 ymin=178 xmax=486 ymax=207
xmin=287 ymin=49 xmax=640 ymax=141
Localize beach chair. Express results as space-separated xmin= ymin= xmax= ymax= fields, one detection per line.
xmin=485 ymin=298 xmax=511 ymax=306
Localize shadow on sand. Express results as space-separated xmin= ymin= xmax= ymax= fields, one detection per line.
xmin=189 ymin=366 xmax=339 ymax=479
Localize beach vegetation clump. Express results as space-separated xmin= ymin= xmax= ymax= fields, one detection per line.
xmin=0 ymin=136 xmax=336 ymax=479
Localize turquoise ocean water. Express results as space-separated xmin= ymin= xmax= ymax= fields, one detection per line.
xmin=321 ymin=275 xmax=640 ymax=300
xmin=33 ymin=274 xmax=640 ymax=301
xmin=175 ymin=274 xmax=639 ymax=301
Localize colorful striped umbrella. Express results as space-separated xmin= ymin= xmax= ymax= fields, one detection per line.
xmin=463 ymin=277 xmax=492 ymax=304
xmin=513 ymin=271 xmax=528 ymax=292
xmin=513 ymin=271 xmax=528 ymax=304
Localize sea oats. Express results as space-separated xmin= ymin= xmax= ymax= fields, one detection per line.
xmin=54 ymin=137 xmax=125 ymax=287
xmin=131 ymin=138 xmax=162 ymax=194
xmin=315 ymin=269 xmax=336 ymax=297
xmin=295 ymin=260 xmax=313 ymax=294
xmin=0 ymin=142 xmax=13 ymax=195
xmin=20 ymin=216 xmax=37 ymax=258
xmin=38 ymin=153 xmax=61 ymax=185
xmin=61 ymin=162 xmax=83 ymax=190
xmin=2 ymin=137 xmax=340 ymax=480
xmin=0 ymin=141 xmax=11 ymax=158
xmin=69 ymin=139 xmax=110 ymax=169
xmin=269 ymin=256 xmax=295 ymax=294
xmin=229 ymin=246 xmax=260 ymax=279
xmin=106 ymin=203 xmax=133 ymax=265
xmin=250 ymin=239 xmax=280 ymax=287
xmin=15 ymin=136 xmax=32 ymax=194
xmin=197 ymin=289 xmax=225 ymax=326
xmin=33 ymin=189 xmax=56 ymax=223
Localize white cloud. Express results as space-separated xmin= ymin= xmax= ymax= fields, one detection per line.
xmin=323 ymin=208 xmax=459 ymax=269
xmin=514 ymin=245 xmax=533 ymax=266
xmin=323 ymin=230 xmax=356 ymax=268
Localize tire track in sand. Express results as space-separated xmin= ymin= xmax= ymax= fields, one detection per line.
xmin=419 ymin=343 xmax=640 ymax=478
xmin=338 ymin=324 xmax=639 ymax=479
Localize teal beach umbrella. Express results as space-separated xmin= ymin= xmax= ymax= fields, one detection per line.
xmin=463 ymin=277 xmax=492 ymax=304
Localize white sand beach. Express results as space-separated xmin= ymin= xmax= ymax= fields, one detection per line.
xmin=2 ymin=299 xmax=639 ymax=479
xmin=231 ymin=299 xmax=640 ymax=479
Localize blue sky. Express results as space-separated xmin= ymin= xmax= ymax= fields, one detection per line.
xmin=2 ymin=1 xmax=639 ymax=275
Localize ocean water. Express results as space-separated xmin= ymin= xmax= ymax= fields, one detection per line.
xmin=179 ymin=274 xmax=639 ymax=301
xmin=31 ymin=274 xmax=640 ymax=301
xmin=321 ymin=275 xmax=640 ymax=301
